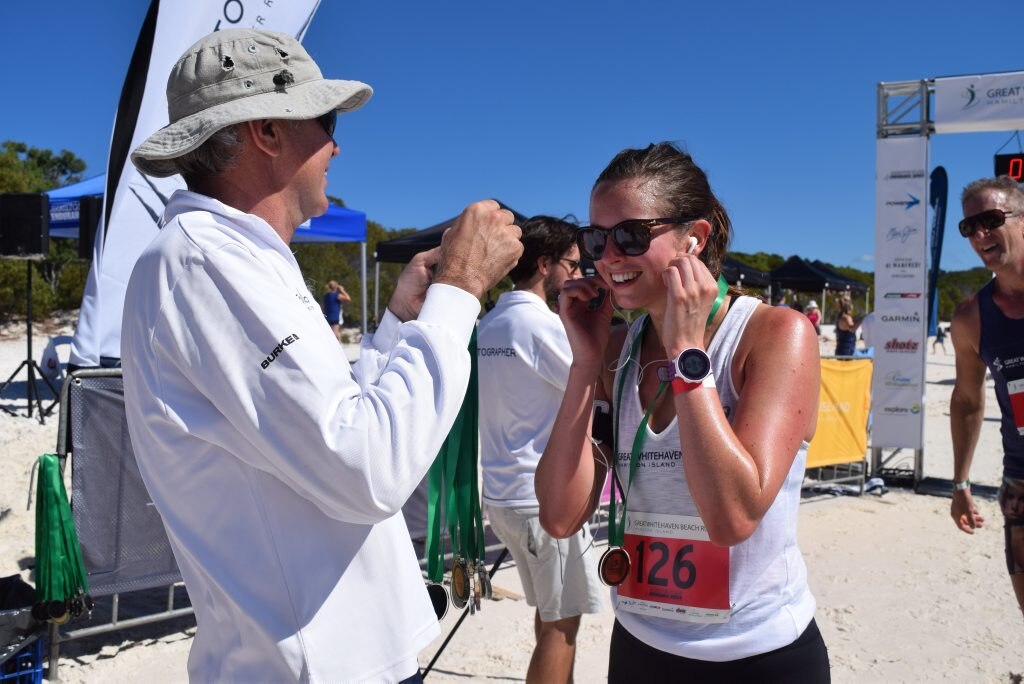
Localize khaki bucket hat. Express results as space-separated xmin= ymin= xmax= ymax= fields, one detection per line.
xmin=131 ymin=28 xmax=372 ymax=178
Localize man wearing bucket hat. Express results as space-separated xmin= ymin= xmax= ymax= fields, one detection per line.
xmin=121 ymin=28 xmax=522 ymax=683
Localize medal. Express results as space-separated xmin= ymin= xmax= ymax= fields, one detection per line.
xmin=476 ymin=561 xmax=492 ymax=601
xmin=425 ymin=582 xmax=449 ymax=621
xmin=450 ymin=557 xmax=471 ymax=609
xmin=598 ymin=546 xmax=631 ymax=586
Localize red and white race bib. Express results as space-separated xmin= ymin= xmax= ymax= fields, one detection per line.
xmin=1009 ymin=378 xmax=1024 ymax=436
xmin=616 ymin=511 xmax=731 ymax=623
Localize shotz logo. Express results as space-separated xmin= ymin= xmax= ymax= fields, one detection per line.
xmin=884 ymin=338 xmax=919 ymax=353
xmin=880 ymin=312 xmax=921 ymax=323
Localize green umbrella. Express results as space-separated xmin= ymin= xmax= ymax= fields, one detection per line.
xmin=33 ymin=454 xmax=91 ymax=623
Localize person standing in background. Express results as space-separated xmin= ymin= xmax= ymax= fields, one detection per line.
xmin=949 ymin=175 xmax=1024 ymax=622
xmin=323 ymin=279 xmax=351 ymax=341
xmin=833 ymin=296 xmax=859 ymax=357
xmin=805 ymin=300 xmax=821 ymax=336
xmin=478 ymin=215 xmax=605 ymax=683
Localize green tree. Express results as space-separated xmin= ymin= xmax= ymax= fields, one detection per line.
xmin=0 ymin=140 xmax=86 ymax=193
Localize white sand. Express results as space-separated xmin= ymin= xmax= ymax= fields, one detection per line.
xmin=0 ymin=317 xmax=1020 ymax=682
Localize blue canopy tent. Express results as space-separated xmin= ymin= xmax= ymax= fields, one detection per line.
xmin=43 ymin=174 xmax=372 ymax=332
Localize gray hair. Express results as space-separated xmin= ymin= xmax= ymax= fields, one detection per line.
xmin=961 ymin=175 xmax=1024 ymax=212
xmin=149 ymin=124 xmax=243 ymax=186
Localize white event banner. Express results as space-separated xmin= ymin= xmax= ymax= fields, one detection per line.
xmin=70 ymin=0 xmax=322 ymax=366
xmin=872 ymin=137 xmax=929 ymax=449
xmin=934 ymin=72 xmax=1024 ymax=134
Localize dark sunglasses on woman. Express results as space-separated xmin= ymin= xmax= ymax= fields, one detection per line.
xmin=958 ymin=208 xmax=1016 ymax=238
xmin=576 ymin=216 xmax=700 ymax=261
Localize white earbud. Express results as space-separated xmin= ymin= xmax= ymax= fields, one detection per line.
xmin=686 ymin=236 xmax=698 ymax=254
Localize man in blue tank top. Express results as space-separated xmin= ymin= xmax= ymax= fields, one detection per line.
xmin=949 ymin=175 xmax=1024 ymax=621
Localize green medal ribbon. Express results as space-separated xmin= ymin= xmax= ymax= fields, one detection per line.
xmin=425 ymin=329 xmax=485 ymax=582
xmin=606 ymin=275 xmax=728 ymax=548
xmin=34 ymin=454 xmax=90 ymax=619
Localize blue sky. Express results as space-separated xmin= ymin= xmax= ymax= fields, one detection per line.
xmin=3 ymin=1 xmax=1022 ymax=270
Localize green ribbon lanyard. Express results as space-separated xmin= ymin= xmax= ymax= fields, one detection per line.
xmin=426 ymin=328 xmax=485 ymax=583
xmin=606 ymin=275 xmax=728 ymax=549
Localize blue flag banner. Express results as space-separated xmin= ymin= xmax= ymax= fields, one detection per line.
xmin=927 ymin=167 xmax=948 ymax=337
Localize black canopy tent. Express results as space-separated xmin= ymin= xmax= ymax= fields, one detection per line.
xmin=722 ymin=257 xmax=770 ymax=289
xmin=769 ymin=255 xmax=869 ymax=321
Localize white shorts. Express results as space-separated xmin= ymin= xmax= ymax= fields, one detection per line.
xmin=486 ymin=505 xmax=605 ymax=622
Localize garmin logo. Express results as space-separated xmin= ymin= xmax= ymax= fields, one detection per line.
xmin=884 ymin=338 xmax=920 ymax=353
xmin=261 ymin=334 xmax=300 ymax=370
xmin=881 ymin=312 xmax=921 ymax=323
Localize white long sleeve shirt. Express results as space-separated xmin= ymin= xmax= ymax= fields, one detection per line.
xmin=121 ymin=190 xmax=479 ymax=683
xmin=477 ymin=290 xmax=572 ymax=507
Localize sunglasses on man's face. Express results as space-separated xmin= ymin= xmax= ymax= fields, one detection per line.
xmin=576 ymin=216 xmax=700 ymax=261
xmin=958 ymin=208 xmax=1016 ymax=238
xmin=316 ymin=110 xmax=337 ymax=139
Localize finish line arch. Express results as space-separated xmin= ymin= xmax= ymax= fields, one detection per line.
xmin=873 ymin=71 xmax=1024 ymax=483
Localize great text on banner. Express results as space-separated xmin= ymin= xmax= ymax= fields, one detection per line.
xmin=873 ymin=137 xmax=928 ymax=450
xmin=934 ymin=72 xmax=1024 ymax=135
xmin=70 ymin=0 xmax=322 ymax=367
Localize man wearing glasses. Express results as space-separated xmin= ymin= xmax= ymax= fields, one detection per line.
xmin=478 ymin=215 xmax=605 ymax=683
xmin=121 ymin=29 xmax=522 ymax=682
xmin=949 ymin=175 xmax=1024 ymax=621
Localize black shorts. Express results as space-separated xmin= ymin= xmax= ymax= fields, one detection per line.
xmin=608 ymin=618 xmax=830 ymax=683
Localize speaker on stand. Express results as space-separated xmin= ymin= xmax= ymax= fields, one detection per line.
xmin=0 ymin=193 xmax=59 ymax=423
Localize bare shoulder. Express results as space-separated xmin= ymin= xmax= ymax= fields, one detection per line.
xmin=733 ymin=301 xmax=819 ymax=382
xmin=950 ymin=292 xmax=981 ymax=348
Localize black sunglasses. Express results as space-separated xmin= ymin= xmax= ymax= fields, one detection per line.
xmin=316 ymin=110 xmax=337 ymax=139
xmin=559 ymin=257 xmax=581 ymax=274
xmin=958 ymin=208 xmax=1016 ymax=237
xmin=576 ymin=217 xmax=700 ymax=260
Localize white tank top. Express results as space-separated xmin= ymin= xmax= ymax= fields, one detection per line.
xmin=611 ymin=296 xmax=816 ymax=661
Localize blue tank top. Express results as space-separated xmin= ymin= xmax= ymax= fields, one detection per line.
xmin=977 ymin=280 xmax=1024 ymax=478
xmin=834 ymin=328 xmax=856 ymax=356
xmin=322 ymin=291 xmax=341 ymax=322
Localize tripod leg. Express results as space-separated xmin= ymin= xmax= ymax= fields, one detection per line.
xmin=0 ymin=360 xmax=31 ymax=417
xmin=30 ymin=361 xmax=59 ymax=419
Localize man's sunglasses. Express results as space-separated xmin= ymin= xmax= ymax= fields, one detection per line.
xmin=559 ymin=257 xmax=581 ymax=274
xmin=576 ymin=217 xmax=700 ymax=260
xmin=958 ymin=208 xmax=1016 ymax=238
xmin=317 ymin=110 xmax=337 ymax=139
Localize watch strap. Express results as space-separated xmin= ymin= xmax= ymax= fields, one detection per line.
xmin=671 ymin=373 xmax=716 ymax=395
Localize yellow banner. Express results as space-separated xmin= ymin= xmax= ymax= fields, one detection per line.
xmin=808 ymin=359 xmax=873 ymax=468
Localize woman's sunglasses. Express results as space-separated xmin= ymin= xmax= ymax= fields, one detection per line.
xmin=958 ymin=208 xmax=1016 ymax=238
xmin=576 ymin=216 xmax=700 ymax=260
